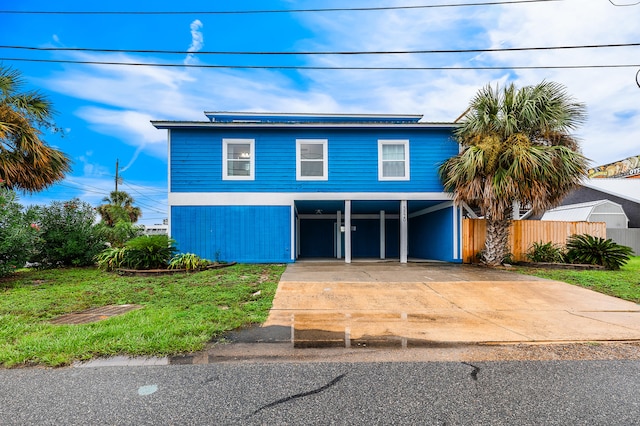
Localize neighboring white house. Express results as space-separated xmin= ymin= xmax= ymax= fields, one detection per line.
xmin=143 ymin=224 xmax=168 ymax=235
xmin=541 ymin=199 xmax=629 ymax=229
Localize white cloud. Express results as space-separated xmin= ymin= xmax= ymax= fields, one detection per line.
xmin=38 ymin=0 xmax=640 ymax=169
xmin=291 ymin=0 xmax=640 ymax=165
xmin=185 ymin=19 xmax=204 ymax=65
xmin=76 ymin=107 xmax=165 ymax=145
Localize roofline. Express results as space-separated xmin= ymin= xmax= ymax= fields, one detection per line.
xmin=151 ymin=120 xmax=459 ymax=130
xmin=203 ymin=111 xmax=424 ymax=120
xmin=547 ymin=199 xmax=623 ymax=212
xmin=581 ymin=179 xmax=640 ymax=204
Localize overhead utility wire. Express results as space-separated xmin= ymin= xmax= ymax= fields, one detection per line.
xmin=3 ymin=42 xmax=639 ymax=56
xmin=608 ymin=0 xmax=640 ymax=5
xmin=0 ymin=1 xmax=562 ymax=15
xmin=1 ymin=57 xmax=638 ymax=70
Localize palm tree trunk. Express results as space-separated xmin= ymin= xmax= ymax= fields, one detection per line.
xmin=483 ymin=218 xmax=511 ymax=266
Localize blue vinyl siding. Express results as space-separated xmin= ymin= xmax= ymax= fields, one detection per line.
xmin=409 ymin=207 xmax=458 ymax=262
xmin=171 ymin=128 xmax=457 ymax=193
xmin=171 ymin=205 xmax=292 ymax=263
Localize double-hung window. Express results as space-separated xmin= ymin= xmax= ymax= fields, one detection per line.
xmin=378 ymin=140 xmax=409 ymax=180
xmin=296 ymin=139 xmax=328 ymax=180
xmin=223 ymin=139 xmax=254 ymax=180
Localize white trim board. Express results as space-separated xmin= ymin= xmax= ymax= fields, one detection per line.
xmin=169 ymin=192 xmax=453 ymax=206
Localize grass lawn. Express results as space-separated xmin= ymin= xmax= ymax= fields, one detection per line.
xmin=0 ymin=264 xmax=285 ymax=368
xmin=515 ymin=256 xmax=640 ymax=303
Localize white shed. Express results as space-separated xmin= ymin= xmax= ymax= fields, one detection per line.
xmin=541 ymin=200 xmax=629 ymax=228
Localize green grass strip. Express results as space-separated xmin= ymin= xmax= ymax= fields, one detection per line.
xmin=0 ymin=264 xmax=285 ymax=367
xmin=515 ymin=256 xmax=640 ymax=303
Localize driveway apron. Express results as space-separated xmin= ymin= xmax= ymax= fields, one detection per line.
xmin=262 ymin=262 xmax=640 ymax=348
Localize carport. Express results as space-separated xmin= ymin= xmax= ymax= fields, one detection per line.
xmin=294 ymin=197 xmax=461 ymax=263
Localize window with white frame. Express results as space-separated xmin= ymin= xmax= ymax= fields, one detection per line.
xmin=378 ymin=140 xmax=409 ymax=180
xmin=296 ymin=139 xmax=328 ymax=180
xmin=223 ymin=139 xmax=254 ymax=180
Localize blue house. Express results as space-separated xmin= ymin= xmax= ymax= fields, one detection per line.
xmin=152 ymin=112 xmax=461 ymax=264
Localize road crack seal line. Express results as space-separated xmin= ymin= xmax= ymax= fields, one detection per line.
xmin=250 ymin=373 xmax=347 ymax=416
xmin=462 ymin=362 xmax=480 ymax=381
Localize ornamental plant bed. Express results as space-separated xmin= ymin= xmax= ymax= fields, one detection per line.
xmin=116 ymin=261 xmax=237 ymax=276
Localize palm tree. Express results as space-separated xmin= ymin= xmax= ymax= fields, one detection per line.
xmin=97 ymin=190 xmax=142 ymax=226
xmin=439 ymin=81 xmax=589 ymax=266
xmin=0 ymin=66 xmax=71 ymax=192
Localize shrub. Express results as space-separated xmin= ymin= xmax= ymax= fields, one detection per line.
xmin=0 ymin=186 xmax=39 ymax=277
xmin=30 ymin=199 xmax=106 ymax=267
xmin=94 ymin=247 xmax=127 ymax=271
xmin=95 ymin=220 xmax=144 ymax=248
xmin=121 ymin=235 xmax=177 ymax=270
xmin=566 ymin=234 xmax=633 ymax=270
xmin=168 ymin=253 xmax=210 ymax=271
xmin=526 ymin=241 xmax=566 ymax=263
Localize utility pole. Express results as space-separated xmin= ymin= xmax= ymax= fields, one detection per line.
xmin=115 ymin=159 xmax=119 ymax=194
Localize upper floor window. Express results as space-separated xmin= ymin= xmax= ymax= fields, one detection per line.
xmin=223 ymin=139 xmax=254 ymax=180
xmin=296 ymin=139 xmax=328 ymax=180
xmin=378 ymin=140 xmax=410 ymax=180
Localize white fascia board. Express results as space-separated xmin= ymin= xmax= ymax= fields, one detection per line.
xmin=169 ymin=192 xmax=453 ymax=206
xmin=203 ymin=111 xmax=424 ymax=120
xmin=151 ymin=121 xmax=458 ymax=130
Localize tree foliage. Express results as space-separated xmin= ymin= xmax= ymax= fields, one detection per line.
xmin=96 ymin=190 xmax=142 ymax=227
xmin=0 ymin=66 xmax=71 ymax=192
xmin=439 ymin=81 xmax=589 ymax=266
xmin=30 ymin=199 xmax=105 ymax=267
xmin=0 ymin=183 xmax=39 ymax=277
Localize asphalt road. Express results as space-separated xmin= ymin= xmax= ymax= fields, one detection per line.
xmin=1 ymin=360 xmax=639 ymax=425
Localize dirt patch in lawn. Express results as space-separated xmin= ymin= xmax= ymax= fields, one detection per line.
xmin=50 ymin=304 xmax=143 ymax=325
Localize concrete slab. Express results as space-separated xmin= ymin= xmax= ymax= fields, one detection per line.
xmin=259 ymin=262 xmax=640 ymax=347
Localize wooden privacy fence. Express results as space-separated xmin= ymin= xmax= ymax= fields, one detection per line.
xmin=462 ymin=219 xmax=607 ymax=263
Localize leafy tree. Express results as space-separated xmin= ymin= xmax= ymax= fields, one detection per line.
xmin=439 ymin=81 xmax=588 ymax=266
xmin=96 ymin=190 xmax=142 ymax=226
xmin=30 ymin=198 xmax=105 ymax=267
xmin=0 ymin=66 xmax=71 ymax=192
xmin=95 ymin=220 xmax=144 ymax=248
xmin=0 ymin=182 xmax=39 ymax=276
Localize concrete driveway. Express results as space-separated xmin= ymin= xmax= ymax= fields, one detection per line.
xmin=262 ymin=262 xmax=640 ymax=348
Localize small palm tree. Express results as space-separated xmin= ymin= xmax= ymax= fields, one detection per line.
xmin=97 ymin=190 xmax=142 ymax=226
xmin=439 ymin=81 xmax=589 ymax=266
xmin=0 ymin=66 xmax=71 ymax=192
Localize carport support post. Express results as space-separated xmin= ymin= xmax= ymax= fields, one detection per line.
xmin=336 ymin=210 xmax=342 ymax=259
xmin=380 ymin=210 xmax=385 ymax=260
xmin=345 ymin=200 xmax=352 ymax=264
xmin=400 ymin=200 xmax=408 ymax=263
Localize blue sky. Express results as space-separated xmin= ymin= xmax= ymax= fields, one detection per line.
xmin=2 ymin=0 xmax=639 ymax=225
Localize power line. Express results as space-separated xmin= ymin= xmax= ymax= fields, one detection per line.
xmin=3 ymin=42 xmax=639 ymax=56
xmin=0 ymin=1 xmax=563 ymax=15
xmin=2 ymin=57 xmax=639 ymax=70
xmin=608 ymin=0 xmax=640 ymax=5
xmin=121 ymin=182 xmax=168 ymax=209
